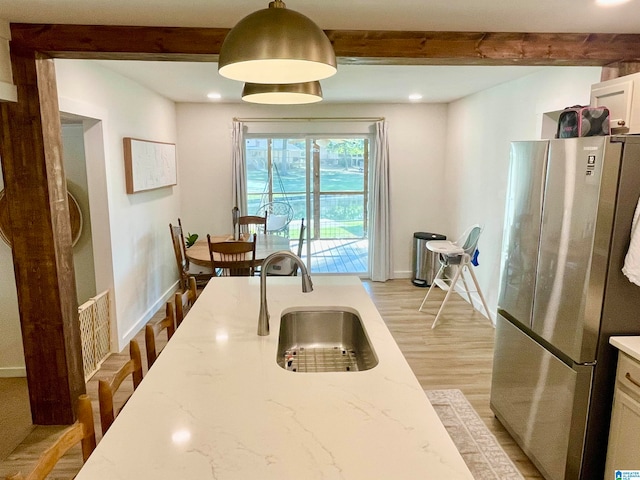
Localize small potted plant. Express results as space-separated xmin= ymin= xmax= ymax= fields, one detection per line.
xmin=185 ymin=232 xmax=198 ymax=248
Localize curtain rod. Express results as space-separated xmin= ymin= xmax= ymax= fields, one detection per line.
xmin=233 ymin=116 xmax=384 ymax=123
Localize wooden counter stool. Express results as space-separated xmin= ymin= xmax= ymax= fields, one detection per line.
xmin=175 ymin=276 xmax=197 ymax=327
xmin=5 ymin=394 xmax=96 ymax=480
xmin=98 ymin=340 xmax=144 ymax=435
xmin=145 ymin=302 xmax=176 ymax=369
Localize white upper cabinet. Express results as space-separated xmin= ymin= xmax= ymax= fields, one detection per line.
xmin=590 ymin=72 xmax=640 ymax=134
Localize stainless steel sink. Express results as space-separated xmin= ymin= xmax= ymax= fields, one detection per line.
xmin=276 ymin=309 xmax=378 ymax=373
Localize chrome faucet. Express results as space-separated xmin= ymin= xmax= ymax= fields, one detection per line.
xmin=258 ymin=251 xmax=313 ymax=336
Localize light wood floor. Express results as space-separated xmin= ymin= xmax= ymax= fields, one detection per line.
xmin=365 ymin=279 xmax=542 ymax=479
xmin=0 ymin=279 xmax=542 ymax=479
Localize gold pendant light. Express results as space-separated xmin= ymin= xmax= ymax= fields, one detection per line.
xmin=242 ymin=81 xmax=323 ymax=104
xmin=218 ymin=0 xmax=337 ymax=84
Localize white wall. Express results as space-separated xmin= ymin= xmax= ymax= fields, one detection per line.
xmin=444 ymin=66 xmax=603 ymax=321
xmin=0 ymin=63 xmax=606 ymax=375
xmin=0 ymin=175 xmax=24 ymax=376
xmin=0 ymin=19 xmax=17 ymax=102
xmin=0 ymin=124 xmax=100 ymax=376
xmin=176 ymin=102 xmax=449 ymax=278
xmin=54 ymin=59 xmax=181 ymax=351
xmin=62 ymin=124 xmax=97 ymax=304
xmin=0 ymin=60 xmax=182 ymax=375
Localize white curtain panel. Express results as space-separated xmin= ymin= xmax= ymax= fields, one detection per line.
xmin=369 ymin=120 xmax=392 ymax=281
xmin=231 ymin=121 xmax=248 ymax=215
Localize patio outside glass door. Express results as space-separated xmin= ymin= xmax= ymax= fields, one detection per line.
xmin=245 ymin=136 xmax=369 ymax=274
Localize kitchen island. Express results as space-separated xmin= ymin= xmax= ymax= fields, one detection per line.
xmin=610 ymin=336 xmax=640 ymax=361
xmin=76 ymin=276 xmax=473 ymax=479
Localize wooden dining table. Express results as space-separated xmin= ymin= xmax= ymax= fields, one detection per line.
xmin=185 ymin=233 xmax=292 ymax=268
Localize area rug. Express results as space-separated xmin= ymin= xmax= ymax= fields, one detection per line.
xmin=425 ymin=389 xmax=524 ymax=480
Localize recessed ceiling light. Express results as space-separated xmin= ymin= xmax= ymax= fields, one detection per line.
xmin=595 ymin=0 xmax=630 ymax=5
xmin=207 ymin=92 xmax=222 ymax=100
xmin=409 ymin=93 xmax=423 ymax=101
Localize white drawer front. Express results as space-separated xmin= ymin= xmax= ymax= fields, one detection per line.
xmin=617 ymin=353 xmax=640 ymax=400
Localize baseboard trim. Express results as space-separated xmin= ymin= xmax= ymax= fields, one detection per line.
xmin=393 ymin=270 xmax=412 ymax=279
xmin=119 ymin=281 xmax=180 ymax=352
xmin=451 ymin=281 xmax=494 ymax=325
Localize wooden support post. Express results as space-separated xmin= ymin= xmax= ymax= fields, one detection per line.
xmin=0 ymin=47 xmax=84 ymax=424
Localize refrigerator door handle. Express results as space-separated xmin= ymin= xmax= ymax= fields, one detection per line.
xmin=575 ymin=361 xmax=597 ymax=367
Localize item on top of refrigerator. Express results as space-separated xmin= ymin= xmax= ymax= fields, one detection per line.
xmin=556 ymin=105 xmax=610 ymax=138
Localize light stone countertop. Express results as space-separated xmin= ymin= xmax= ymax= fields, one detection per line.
xmin=610 ymin=336 xmax=640 ymax=362
xmin=76 ymin=276 xmax=473 ymax=479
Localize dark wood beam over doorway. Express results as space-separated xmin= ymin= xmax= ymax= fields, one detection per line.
xmin=9 ymin=24 xmax=640 ymax=66
xmin=0 ymin=46 xmax=84 ymax=425
xmin=3 ymin=22 xmax=640 ymax=425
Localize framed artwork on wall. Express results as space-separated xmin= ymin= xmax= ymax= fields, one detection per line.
xmin=123 ymin=137 xmax=177 ymax=194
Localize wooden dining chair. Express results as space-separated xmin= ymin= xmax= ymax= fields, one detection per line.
xmin=98 ymin=340 xmax=144 ymax=436
xmin=175 ymin=275 xmax=197 ymax=327
xmin=145 ymin=302 xmax=176 ymax=369
xmin=5 ymin=394 xmax=96 ymax=480
xmin=169 ymin=219 xmax=212 ymax=290
xmin=207 ymin=233 xmax=257 ymax=276
xmin=238 ymin=213 xmax=267 ymax=235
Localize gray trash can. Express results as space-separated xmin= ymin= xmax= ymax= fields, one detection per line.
xmin=412 ymin=232 xmax=446 ymax=287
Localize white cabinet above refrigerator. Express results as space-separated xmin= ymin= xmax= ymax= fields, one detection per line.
xmin=590 ymin=72 xmax=640 ymax=134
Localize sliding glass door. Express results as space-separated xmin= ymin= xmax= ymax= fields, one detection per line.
xmin=245 ymin=136 xmax=369 ymax=274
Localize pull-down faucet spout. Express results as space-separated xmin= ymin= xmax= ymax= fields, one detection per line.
xmin=258 ymin=251 xmax=313 ymax=336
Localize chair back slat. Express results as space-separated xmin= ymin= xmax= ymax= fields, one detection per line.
xmin=207 ymin=233 xmax=257 ymax=276
xmin=175 ymin=276 xmax=197 ymax=327
xmin=293 ymin=219 xmax=306 ymax=276
xmin=169 ymin=219 xmax=189 ymax=290
xmin=238 ymin=214 xmax=267 ymax=235
xmin=145 ymin=302 xmax=176 ymax=369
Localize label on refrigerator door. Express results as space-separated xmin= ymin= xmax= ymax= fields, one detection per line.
xmin=586 ymin=154 xmax=597 ymax=176
xmin=615 ymin=471 xmax=640 ymax=479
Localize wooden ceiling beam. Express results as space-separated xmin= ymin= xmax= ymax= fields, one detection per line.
xmin=9 ymin=24 xmax=227 ymax=61
xmin=9 ymin=23 xmax=640 ymax=66
xmin=330 ymin=31 xmax=640 ymax=66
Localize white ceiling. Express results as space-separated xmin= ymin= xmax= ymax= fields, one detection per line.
xmin=2 ymin=0 xmax=638 ymax=32
xmin=90 ymin=61 xmax=550 ymax=104
xmin=4 ymin=0 xmax=637 ymax=103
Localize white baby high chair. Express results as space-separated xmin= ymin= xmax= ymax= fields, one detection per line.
xmin=418 ymin=224 xmax=491 ymax=328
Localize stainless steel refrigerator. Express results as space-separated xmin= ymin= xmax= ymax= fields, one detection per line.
xmin=491 ymin=136 xmax=640 ymax=480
